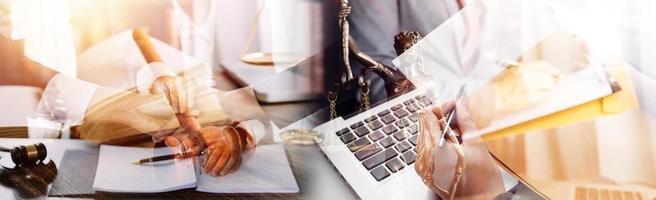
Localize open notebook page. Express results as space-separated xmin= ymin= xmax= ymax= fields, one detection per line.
xmin=196 ymin=144 xmax=299 ymax=193
xmin=93 ymin=145 xmax=196 ymax=193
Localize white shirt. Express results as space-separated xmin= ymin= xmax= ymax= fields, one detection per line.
xmin=32 ymin=31 xmax=265 ymax=143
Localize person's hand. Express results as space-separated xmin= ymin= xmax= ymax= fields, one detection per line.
xmin=150 ymin=75 xmax=192 ymax=116
xmin=415 ymin=100 xmax=504 ymax=200
xmin=198 ymin=123 xmax=250 ymax=176
xmin=156 ymin=121 xmax=255 ymax=177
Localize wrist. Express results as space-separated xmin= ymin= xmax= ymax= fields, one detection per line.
xmin=176 ymin=114 xmax=201 ymax=132
xmin=235 ymin=125 xmax=255 ymax=150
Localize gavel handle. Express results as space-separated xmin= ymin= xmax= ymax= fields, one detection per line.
xmin=133 ymin=28 xmax=163 ymax=64
xmin=132 ymin=28 xmax=172 ymax=102
xmin=132 ymin=29 xmax=200 ymax=131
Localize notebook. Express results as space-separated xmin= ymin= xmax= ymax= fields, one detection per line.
xmin=92 ymin=144 xmax=299 ymax=193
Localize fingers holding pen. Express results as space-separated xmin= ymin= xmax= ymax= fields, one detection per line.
xmin=415 ymin=109 xmax=440 ymax=185
xmin=162 ymin=131 xmax=203 ymax=158
xmin=411 ymin=99 xmax=459 ymax=156
xmin=430 ymin=99 xmax=455 ymax=132
xmin=160 ymin=124 xmax=248 ymax=176
xmin=417 ymin=109 xmax=441 ymax=155
xmin=431 ymin=99 xmax=455 ymax=120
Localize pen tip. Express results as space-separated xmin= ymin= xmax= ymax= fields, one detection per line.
xmin=132 ymin=161 xmax=142 ymax=165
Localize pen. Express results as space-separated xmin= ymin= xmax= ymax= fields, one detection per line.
xmin=132 ymin=153 xmax=183 ymax=165
xmin=132 ymin=149 xmax=208 ymax=165
xmin=438 ymin=84 xmax=466 ymax=147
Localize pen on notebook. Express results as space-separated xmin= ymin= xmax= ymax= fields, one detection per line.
xmin=438 ymin=84 xmax=466 ymax=148
xmin=132 ymin=149 xmax=207 ymax=165
xmin=132 ymin=153 xmax=183 ymax=165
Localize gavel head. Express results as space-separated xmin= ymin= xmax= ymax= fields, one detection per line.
xmin=10 ymin=143 xmax=47 ymax=166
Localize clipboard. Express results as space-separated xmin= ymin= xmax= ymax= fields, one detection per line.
xmin=481 ymin=65 xmax=639 ymax=141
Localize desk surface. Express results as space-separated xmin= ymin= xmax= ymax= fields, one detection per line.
xmin=0 ymin=69 xmax=558 ymax=199
xmin=0 ymin=139 xmax=355 ymax=200
xmin=0 ymin=70 xmax=356 ymax=200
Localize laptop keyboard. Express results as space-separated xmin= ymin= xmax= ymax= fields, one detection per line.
xmin=335 ymin=95 xmax=432 ymax=181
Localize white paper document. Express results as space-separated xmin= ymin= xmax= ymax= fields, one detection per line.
xmin=196 ymin=144 xmax=299 ymax=193
xmin=93 ymin=144 xmax=299 ymax=193
xmin=465 ymin=66 xmax=615 ymax=139
xmin=93 ymin=145 xmax=197 ymax=193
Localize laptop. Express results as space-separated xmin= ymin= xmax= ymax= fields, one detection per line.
xmin=312 ymin=85 xmax=436 ymax=199
xmin=305 ymin=75 xmax=554 ymax=199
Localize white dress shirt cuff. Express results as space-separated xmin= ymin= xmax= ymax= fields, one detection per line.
xmin=239 ymin=119 xmax=266 ymax=145
xmin=135 ymin=62 xmax=177 ymax=95
xmin=36 ymin=73 xmax=98 ymax=127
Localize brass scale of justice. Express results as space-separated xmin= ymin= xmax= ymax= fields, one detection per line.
xmin=280 ymin=0 xmax=421 ymax=144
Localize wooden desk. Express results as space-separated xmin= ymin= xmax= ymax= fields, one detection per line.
xmin=0 ymin=70 xmax=357 ymax=199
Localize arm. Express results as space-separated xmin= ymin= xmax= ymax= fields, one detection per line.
xmin=133 ymin=28 xmax=254 ymax=176
xmin=415 ymin=100 xmax=505 ymax=199
xmin=0 ymin=33 xmax=99 ymax=139
xmin=0 ymin=36 xmax=57 ymax=89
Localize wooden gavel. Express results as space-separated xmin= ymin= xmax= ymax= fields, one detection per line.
xmin=132 ymin=28 xmax=205 ymax=149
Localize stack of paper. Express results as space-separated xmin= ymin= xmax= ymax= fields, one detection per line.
xmin=74 ymin=31 xmax=226 ymax=144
